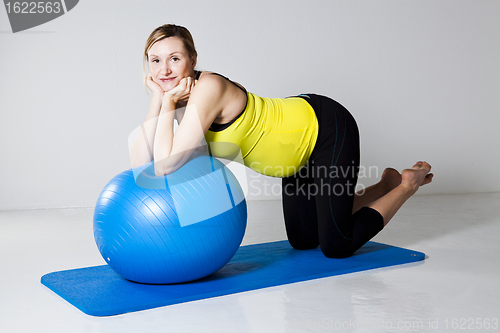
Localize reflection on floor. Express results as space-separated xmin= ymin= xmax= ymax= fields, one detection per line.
xmin=1 ymin=192 xmax=499 ymax=332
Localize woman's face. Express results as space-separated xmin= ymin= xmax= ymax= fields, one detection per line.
xmin=147 ymin=37 xmax=196 ymax=92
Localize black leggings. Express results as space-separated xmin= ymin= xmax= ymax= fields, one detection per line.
xmin=282 ymin=94 xmax=384 ymax=258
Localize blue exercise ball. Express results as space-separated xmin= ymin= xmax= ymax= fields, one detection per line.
xmin=93 ymin=155 xmax=247 ymax=284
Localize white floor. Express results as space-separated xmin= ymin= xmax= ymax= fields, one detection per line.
xmin=0 ymin=193 xmax=499 ymax=333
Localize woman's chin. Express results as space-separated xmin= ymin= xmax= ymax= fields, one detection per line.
xmin=159 ymin=82 xmax=174 ymax=92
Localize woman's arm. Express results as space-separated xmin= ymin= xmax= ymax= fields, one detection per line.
xmin=129 ymin=75 xmax=165 ymax=168
xmin=153 ymin=74 xmax=226 ymax=176
xmin=153 ymin=95 xmax=176 ymax=174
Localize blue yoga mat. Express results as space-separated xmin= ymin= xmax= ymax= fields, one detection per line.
xmin=41 ymin=240 xmax=424 ymax=316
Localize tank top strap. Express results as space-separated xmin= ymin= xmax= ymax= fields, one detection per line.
xmin=196 ymin=71 xmax=247 ymax=94
xmin=195 ymin=70 xmax=202 ymax=80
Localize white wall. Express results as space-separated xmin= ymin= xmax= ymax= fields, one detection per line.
xmin=0 ymin=0 xmax=499 ymax=210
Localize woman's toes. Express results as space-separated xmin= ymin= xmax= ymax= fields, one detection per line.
xmin=421 ymin=173 xmax=434 ymax=186
xmin=412 ymin=162 xmax=423 ymax=169
xmin=412 ymin=161 xmax=431 ymax=171
xmin=401 ymin=161 xmax=433 ymax=191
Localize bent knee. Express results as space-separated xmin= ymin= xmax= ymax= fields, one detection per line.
xmin=288 ymin=238 xmax=319 ymax=251
xmin=320 ymin=245 xmax=353 ymax=259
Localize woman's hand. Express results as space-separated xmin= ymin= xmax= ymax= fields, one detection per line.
xmin=163 ymin=76 xmax=197 ymax=104
xmin=146 ymin=74 xmax=165 ymax=97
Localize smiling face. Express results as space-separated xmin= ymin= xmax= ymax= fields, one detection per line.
xmin=147 ymin=37 xmax=197 ymax=92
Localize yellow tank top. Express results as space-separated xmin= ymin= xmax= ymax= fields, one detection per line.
xmin=204 ymin=91 xmax=319 ymax=178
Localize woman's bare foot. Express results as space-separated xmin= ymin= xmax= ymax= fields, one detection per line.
xmin=352 ymin=167 xmax=401 ymax=213
xmin=365 ymin=161 xmax=433 ymax=226
xmin=400 ymin=161 xmax=433 ymax=194
xmin=380 ymin=167 xmax=402 ymax=194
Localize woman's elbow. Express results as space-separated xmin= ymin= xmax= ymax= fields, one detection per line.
xmin=154 ymin=161 xmax=168 ymax=177
xmin=153 ymin=151 xmax=192 ymax=176
xmin=154 ymin=160 xmax=179 ymax=177
xmin=154 ymin=169 xmax=165 ymax=177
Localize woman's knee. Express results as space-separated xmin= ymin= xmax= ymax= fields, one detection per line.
xmin=288 ymin=237 xmax=319 ymax=251
xmin=320 ymin=244 xmax=353 ymax=259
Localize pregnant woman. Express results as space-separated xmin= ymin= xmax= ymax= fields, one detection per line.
xmin=130 ymin=24 xmax=433 ymax=258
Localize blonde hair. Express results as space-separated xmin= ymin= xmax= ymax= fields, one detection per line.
xmin=142 ymin=24 xmax=198 ymax=90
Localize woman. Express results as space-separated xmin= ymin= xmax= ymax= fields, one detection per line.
xmin=130 ymin=24 xmax=433 ymax=258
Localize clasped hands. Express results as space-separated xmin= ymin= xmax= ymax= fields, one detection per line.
xmin=146 ymin=74 xmax=197 ymax=105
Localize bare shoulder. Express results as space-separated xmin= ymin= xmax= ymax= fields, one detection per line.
xmin=197 ymin=71 xmax=225 ymax=84
xmin=188 ymin=72 xmax=227 ymax=115
xmin=194 ymin=71 xmax=247 ymax=124
xmin=197 ymin=71 xmax=246 ymax=93
xmin=198 ymin=70 xmax=217 ymax=78
xmin=195 ymin=71 xmax=227 ymax=93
